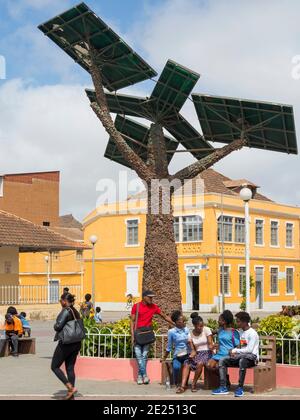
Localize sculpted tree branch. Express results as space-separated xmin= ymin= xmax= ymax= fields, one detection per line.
xmin=171 ymin=137 xmax=247 ymax=183
xmin=89 ymin=47 xmax=153 ymax=182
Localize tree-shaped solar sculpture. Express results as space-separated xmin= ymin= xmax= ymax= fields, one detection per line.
xmin=39 ymin=3 xmax=298 ymax=314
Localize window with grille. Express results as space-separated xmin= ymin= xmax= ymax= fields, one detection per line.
xmin=286 ymin=223 xmax=294 ymax=247
xmin=76 ymin=250 xmax=83 ymax=261
xmin=235 ymin=218 xmax=245 ymax=243
xmin=127 ymin=220 xmax=139 ymax=245
xmin=220 ymin=266 xmax=230 ymax=296
xmin=271 ymin=221 xmax=279 ymax=246
xmin=183 ymin=216 xmax=203 ymax=242
xmin=286 ymin=268 xmax=294 ymax=294
xmin=218 ymin=216 xmax=233 ymax=242
xmin=174 ymin=217 xmax=180 ymax=242
xmin=4 ymin=261 xmax=12 ymax=274
xmin=270 ymin=268 xmax=279 ymax=294
xmin=239 ymin=266 xmax=246 ymax=295
xmin=255 ymin=220 xmax=264 ymax=245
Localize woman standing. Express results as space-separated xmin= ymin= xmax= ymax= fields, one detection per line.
xmin=207 ymin=310 xmax=240 ymax=371
xmin=164 ymin=311 xmax=190 ymax=389
xmin=51 ymin=293 xmax=83 ymax=400
xmin=177 ymin=313 xmax=214 ymax=393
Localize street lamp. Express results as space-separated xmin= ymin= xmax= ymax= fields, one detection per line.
xmin=240 ymin=186 xmax=253 ymax=315
xmin=89 ymin=235 xmax=98 ymax=304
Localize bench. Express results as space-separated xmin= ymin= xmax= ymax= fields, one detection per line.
xmin=160 ymin=360 xmax=190 ymax=387
xmin=0 ymin=337 xmax=36 ymax=357
xmin=204 ymin=336 xmax=277 ymax=393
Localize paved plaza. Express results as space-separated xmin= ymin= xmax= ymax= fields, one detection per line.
xmin=0 ymin=318 xmax=299 ymax=400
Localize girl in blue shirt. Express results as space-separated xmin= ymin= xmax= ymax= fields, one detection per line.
xmin=207 ymin=310 xmax=240 ymax=371
xmin=164 ymin=311 xmax=190 ymax=389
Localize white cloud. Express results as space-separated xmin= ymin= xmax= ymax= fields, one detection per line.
xmin=5 ymin=0 xmax=73 ymax=20
xmin=0 ymin=79 xmax=140 ymax=220
xmin=130 ymin=0 xmax=300 ymax=206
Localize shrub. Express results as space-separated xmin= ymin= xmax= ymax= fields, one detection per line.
xmin=206 ymin=318 xmax=219 ymax=332
xmin=81 ymin=317 xmax=160 ymax=358
xmin=258 ymin=315 xmax=297 ymax=338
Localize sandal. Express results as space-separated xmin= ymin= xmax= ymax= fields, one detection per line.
xmin=176 ymin=386 xmax=186 ymax=394
xmin=191 ymin=384 xmax=198 ymax=392
xmin=64 ymin=383 xmax=77 ymax=400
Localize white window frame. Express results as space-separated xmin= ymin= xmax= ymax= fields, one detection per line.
xmin=255 ymin=218 xmax=265 ymax=247
xmin=219 ymin=264 xmax=231 ymax=297
xmin=238 ymin=265 xmax=246 ymax=297
xmin=174 ymin=216 xmax=181 ymax=243
xmin=235 ymin=218 xmax=245 ymax=244
xmin=286 ymin=266 xmax=295 ymax=296
xmin=270 ymin=220 xmax=280 ymax=248
xmin=0 ymin=176 xmax=3 ymax=197
xmin=218 ymin=216 xmax=233 ymax=243
xmin=125 ymin=265 xmax=140 ymax=298
xmin=285 ymin=222 xmax=295 ymax=249
xmin=125 ymin=218 xmax=140 ymax=247
xmin=48 ymin=278 xmax=61 ymax=304
xmin=270 ymin=266 xmax=280 ymax=296
xmin=182 ymin=215 xmax=203 ymax=243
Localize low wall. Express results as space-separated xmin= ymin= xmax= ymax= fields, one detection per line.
xmin=0 ymin=304 xmax=61 ymax=320
xmin=76 ymin=357 xmax=300 ymax=389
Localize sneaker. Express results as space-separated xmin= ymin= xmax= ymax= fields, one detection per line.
xmin=143 ymin=375 xmax=150 ymax=385
xmin=235 ymin=387 xmax=244 ymax=398
xmin=212 ymin=386 xmax=229 ymax=395
xmin=137 ymin=376 xmax=143 ymax=385
xmin=11 ymin=353 xmax=19 ymax=358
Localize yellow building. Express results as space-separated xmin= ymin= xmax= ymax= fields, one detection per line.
xmin=83 ymin=169 xmax=300 ymax=313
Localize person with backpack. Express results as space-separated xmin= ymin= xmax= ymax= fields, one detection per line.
xmin=80 ymin=294 xmax=94 ymax=319
xmin=130 ymin=290 xmax=174 ymax=385
xmin=51 ymin=292 xmax=85 ymax=400
xmin=213 ymin=312 xmax=259 ymax=397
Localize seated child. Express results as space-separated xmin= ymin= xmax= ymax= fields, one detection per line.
xmin=19 ymin=312 xmax=31 ymax=337
xmin=94 ymin=307 xmax=102 ymax=324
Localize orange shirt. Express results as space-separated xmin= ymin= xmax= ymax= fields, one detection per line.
xmin=5 ymin=316 xmax=23 ymax=335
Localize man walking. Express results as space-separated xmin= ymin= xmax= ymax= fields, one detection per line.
xmin=131 ymin=290 xmax=174 ymax=385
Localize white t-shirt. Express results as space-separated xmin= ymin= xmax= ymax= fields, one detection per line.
xmin=232 ymin=328 xmax=259 ymax=360
xmin=188 ymin=326 xmax=212 ymax=352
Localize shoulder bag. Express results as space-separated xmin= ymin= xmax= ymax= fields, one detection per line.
xmin=134 ymin=303 xmax=156 ymax=346
xmin=60 ymin=308 xmax=86 ymax=345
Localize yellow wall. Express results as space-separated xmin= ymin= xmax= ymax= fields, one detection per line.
xmin=83 ymin=192 xmax=300 ymax=312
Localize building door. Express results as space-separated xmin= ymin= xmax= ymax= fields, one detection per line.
xmin=255 ymin=268 xmax=264 ymax=310
xmin=188 ymin=275 xmax=200 ymax=311
xmin=49 ymin=280 xmax=60 ymax=304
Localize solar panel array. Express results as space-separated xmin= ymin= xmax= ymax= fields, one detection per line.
xmin=192 ymin=94 xmax=298 ymax=155
xmin=38 ymin=2 xmax=157 ymax=92
xmin=40 ymin=3 xmax=298 ymax=169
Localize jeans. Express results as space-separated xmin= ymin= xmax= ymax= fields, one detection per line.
xmin=219 ymin=356 xmax=256 ymax=388
xmin=173 ymin=355 xmax=189 ymax=386
xmin=7 ymin=334 xmax=18 ymax=354
xmin=134 ymin=344 xmax=150 ymax=377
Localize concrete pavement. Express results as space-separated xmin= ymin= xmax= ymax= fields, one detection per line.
xmin=0 ymin=319 xmax=299 ymax=400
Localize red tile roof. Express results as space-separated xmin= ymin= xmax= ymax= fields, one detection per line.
xmin=0 ymin=211 xmax=90 ymax=252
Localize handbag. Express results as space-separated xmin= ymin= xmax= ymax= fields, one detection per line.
xmin=134 ymin=303 xmax=156 ymax=346
xmin=60 ymin=308 xmax=86 ymax=345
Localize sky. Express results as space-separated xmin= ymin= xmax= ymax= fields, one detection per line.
xmin=0 ymin=0 xmax=300 ymax=221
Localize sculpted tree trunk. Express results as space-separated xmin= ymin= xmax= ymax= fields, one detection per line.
xmin=88 ymin=47 xmax=246 ymax=316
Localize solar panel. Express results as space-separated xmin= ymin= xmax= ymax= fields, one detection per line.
xmin=86 ymin=89 xmax=214 ymax=160
xmin=105 ymin=115 xmax=179 ymax=168
xmin=193 ymin=94 xmax=298 ymax=155
xmin=38 ymin=2 xmax=157 ymax=92
xmin=149 ymin=60 xmax=200 ymax=119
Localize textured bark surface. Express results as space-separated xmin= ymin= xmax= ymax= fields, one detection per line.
xmin=143 ymin=185 xmax=182 ymax=317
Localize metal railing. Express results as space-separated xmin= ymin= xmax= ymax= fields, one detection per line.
xmin=81 ymin=328 xmax=300 ymax=367
xmin=0 ymin=285 xmax=83 ymax=305
xmin=81 ymin=328 xmax=169 ymax=359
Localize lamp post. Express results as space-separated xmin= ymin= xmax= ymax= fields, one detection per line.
xmin=89 ymin=235 xmax=98 ymax=305
xmin=240 ymin=186 xmax=253 ymax=315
